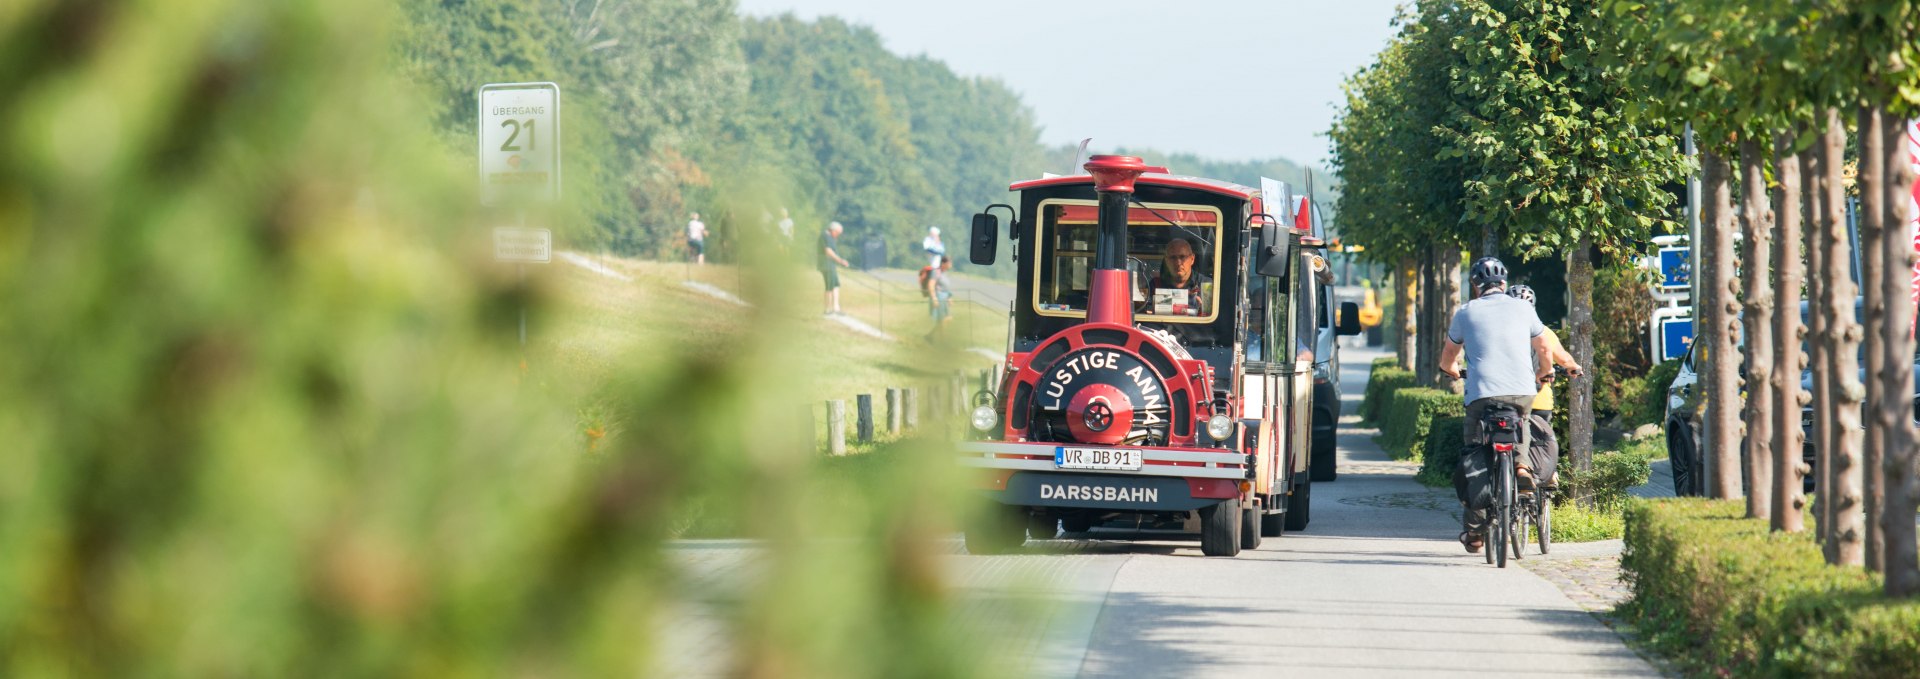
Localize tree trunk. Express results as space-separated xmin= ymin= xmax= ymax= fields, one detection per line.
xmin=1701 ymin=147 xmax=1745 ymax=499
xmin=1807 ymin=139 xmax=1834 ymax=551
xmin=1771 ymin=134 xmax=1806 ymax=532
xmin=1568 ymin=235 xmax=1597 ymax=481
xmin=1822 ymin=110 xmax=1866 ymax=567
xmin=1436 ymin=246 xmax=1463 ymax=392
xmin=1399 ymin=256 xmax=1418 ymax=371
xmin=1417 ymin=250 xmax=1437 ymax=385
xmin=1859 ymin=106 xmax=1888 ymax=571
xmin=1876 ymin=108 xmax=1919 ymax=598
xmin=1740 ymin=138 xmax=1775 ymax=519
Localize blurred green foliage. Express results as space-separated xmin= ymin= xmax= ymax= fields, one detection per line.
xmin=0 ymin=0 xmax=1004 ymax=675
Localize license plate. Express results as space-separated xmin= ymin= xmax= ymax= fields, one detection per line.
xmin=1055 ymin=446 xmax=1143 ymax=471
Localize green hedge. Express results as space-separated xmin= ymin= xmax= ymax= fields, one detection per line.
xmin=1415 ymin=415 xmax=1465 ymax=486
xmin=1559 ymin=448 xmax=1652 ymax=510
xmin=1622 ymin=500 xmax=1920 ymax=678
xmin=1376 ymin=388 xmax=1463 ymax=461
xmin=1361 ymin=365 xmax=1417 ymax=425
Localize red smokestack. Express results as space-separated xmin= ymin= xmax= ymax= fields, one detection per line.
xmin=1082 ymin=156 xmax=1166 ymax=325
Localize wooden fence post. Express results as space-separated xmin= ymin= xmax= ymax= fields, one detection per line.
xmin=905 ymin=388 xmax=919 ymax=429
xmin=887 ymin=388 xmax=902 ymax=434
xmin=857 ymin=394 xmax=875 ymax=443
xmin=952 ymin=372 xmax=966 ymax=414
xmin=826 ymin=399 xmax=847 ymax=456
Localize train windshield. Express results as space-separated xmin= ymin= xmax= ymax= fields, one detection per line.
xmin=1030 ymin=199 xmax=1223 ymax=324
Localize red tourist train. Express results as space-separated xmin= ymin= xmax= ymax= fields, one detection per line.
xmin=960 ymin=156 xmax=1359 ymax=556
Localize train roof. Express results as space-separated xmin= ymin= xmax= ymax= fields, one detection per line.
xmin=1009 ymin=173 xmax=1258 ymax=201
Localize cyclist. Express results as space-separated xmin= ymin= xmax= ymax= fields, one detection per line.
xmin=1438 ymin=258 xmax=1576 ymax=553
xmin=1506 ymin=284 xmax=1581 ymax=492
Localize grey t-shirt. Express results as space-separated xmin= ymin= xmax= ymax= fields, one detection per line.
xmin=1448 ymin=290 xmax=1546 ymax=403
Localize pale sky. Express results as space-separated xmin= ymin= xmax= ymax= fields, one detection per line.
xmin=734 ymin=0 xmax=1405 ymax=170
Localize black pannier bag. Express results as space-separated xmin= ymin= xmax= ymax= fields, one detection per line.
xmin=1455 ymin=405 xmax=1523 ymax=510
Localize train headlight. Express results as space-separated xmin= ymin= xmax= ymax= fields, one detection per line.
xmin=971 ymin=405 xmax=999 ymax=432
xmin=1206 ymin=413 xmax=1235 ymax=442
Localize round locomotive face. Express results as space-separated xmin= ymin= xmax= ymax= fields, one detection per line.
xmin=1032 ymin=346 xmax=1170 ymax=446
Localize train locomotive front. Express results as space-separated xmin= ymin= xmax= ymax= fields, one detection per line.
xmin=959 ymin=155 xmax=1317 ymax=557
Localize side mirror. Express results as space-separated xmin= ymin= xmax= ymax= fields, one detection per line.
xmin=1257 ymin=244 xmax=1291 ymax=278
xmin=1337 ymin=302 xmax=1362 ymax=336
xmin=969 ymin=212 xmax=998 ymax=265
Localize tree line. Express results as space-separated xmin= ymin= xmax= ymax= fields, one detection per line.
xmin=1331 ymin=0 xmax=1920 ymax=597
xmin=394 ymin=0 xmax=1328 ymax=275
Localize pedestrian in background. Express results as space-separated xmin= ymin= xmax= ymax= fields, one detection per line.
xmin=820 ymin=221 xmax=850 ymax=315
xmin=777 ymin=207 xmax=794 ymax=256
xmin=922 ymin=226 xmax=946 ymax=268
xmin=687 ymin=212 xmax=707 ymax=266
xmin=924 ymin=255 xmax=953 ymax=343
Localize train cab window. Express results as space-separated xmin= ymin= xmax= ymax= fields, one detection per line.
xmin=1031 ymin=199 xmax=1223 ymax=324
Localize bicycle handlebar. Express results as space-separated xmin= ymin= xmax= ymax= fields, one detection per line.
xmin=1454 ymin=365 xmax=1585 ymax=383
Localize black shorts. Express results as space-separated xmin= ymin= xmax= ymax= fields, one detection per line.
xmin=820 ymin=266 xmax=839 ymax=290
xmin=689 ymin=239 xmax=705 ymax=256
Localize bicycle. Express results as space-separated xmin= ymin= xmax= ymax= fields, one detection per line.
xmin=1507 ymin=364 xmax=1582 ymax=563
xmin=1477 ymin=402 xmax=1526 ymax=568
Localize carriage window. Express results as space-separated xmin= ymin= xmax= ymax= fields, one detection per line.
xmin=1031 ymin=199 xmax=1223 ymax=324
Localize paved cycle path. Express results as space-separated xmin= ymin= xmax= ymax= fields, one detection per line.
xmin=985 ymin=346 xmax=1657 ymax=678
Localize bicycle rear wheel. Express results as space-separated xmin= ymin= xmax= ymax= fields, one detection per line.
xmin=1495 ymin=458 xmax=1512 ymax=569
xmin=1538 ymin=494 xmax=1552 ymax=554
xmin=1512 ymin=500 xmax=1529 ymax=561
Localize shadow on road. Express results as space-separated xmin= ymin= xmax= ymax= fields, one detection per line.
xmin=1080 ymin=591 xmax=1650 ymax=677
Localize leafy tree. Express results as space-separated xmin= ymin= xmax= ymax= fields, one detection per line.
xmin=1328 ymin=3 xmax=1473 ymax=384
xmin=1439 ymin=0 xmax=1690 ymax=479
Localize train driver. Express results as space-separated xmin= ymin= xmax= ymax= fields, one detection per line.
xmin=1143 ymin=237 xmax=1210 ymax=317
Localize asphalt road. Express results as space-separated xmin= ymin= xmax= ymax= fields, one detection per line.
xmin=664 ymin=343 xmax=1658 ymax=678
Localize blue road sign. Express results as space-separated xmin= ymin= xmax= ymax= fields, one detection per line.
xmin=1657 ymin=246 xmax=1690 ymax=290
xmin=1659 ymin=316 xmax=1694 ymax=362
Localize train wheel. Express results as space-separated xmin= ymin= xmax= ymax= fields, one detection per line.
xmin=1284 ymin=478 xmax=1313 ymax=531
xmin=963 ymin=507 xmax=1028 ymax=555
xmin=1260 ymin=501 xmax=1286 ymax=538
xmin=1199 ymin=501 xmax=1242 ymax=557
xmin=1061 ymin=515 xmax=1093 ymax=535
xmin=1240 ymin=505 xmax=1263 ymax=550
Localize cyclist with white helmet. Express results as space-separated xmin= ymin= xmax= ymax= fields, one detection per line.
xmin=1507 ymin=284 xmax=1580 ymax=491
xmin=1438 ymin=258 xmax=1581 ymax=553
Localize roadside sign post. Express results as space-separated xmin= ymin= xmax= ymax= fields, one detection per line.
xmin=479 ymin=82 xmax=561 ymax=207
xmin=479 ymin=82 xmax=561 ymax=348
xmin=1647 ymin=234 xmax=1692 ymax=361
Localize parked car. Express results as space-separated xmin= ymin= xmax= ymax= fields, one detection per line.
xmin=1665 ymin=300 xmax=1920 ymax=496
xmin=1309 ymin=281 xmax=1344 ymax=482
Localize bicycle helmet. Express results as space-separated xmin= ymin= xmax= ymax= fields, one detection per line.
xmin=1469 ymin=256 xmax=1508 ymax=290
xmin=1508 ymin=284 xmax=1536 ymax=306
